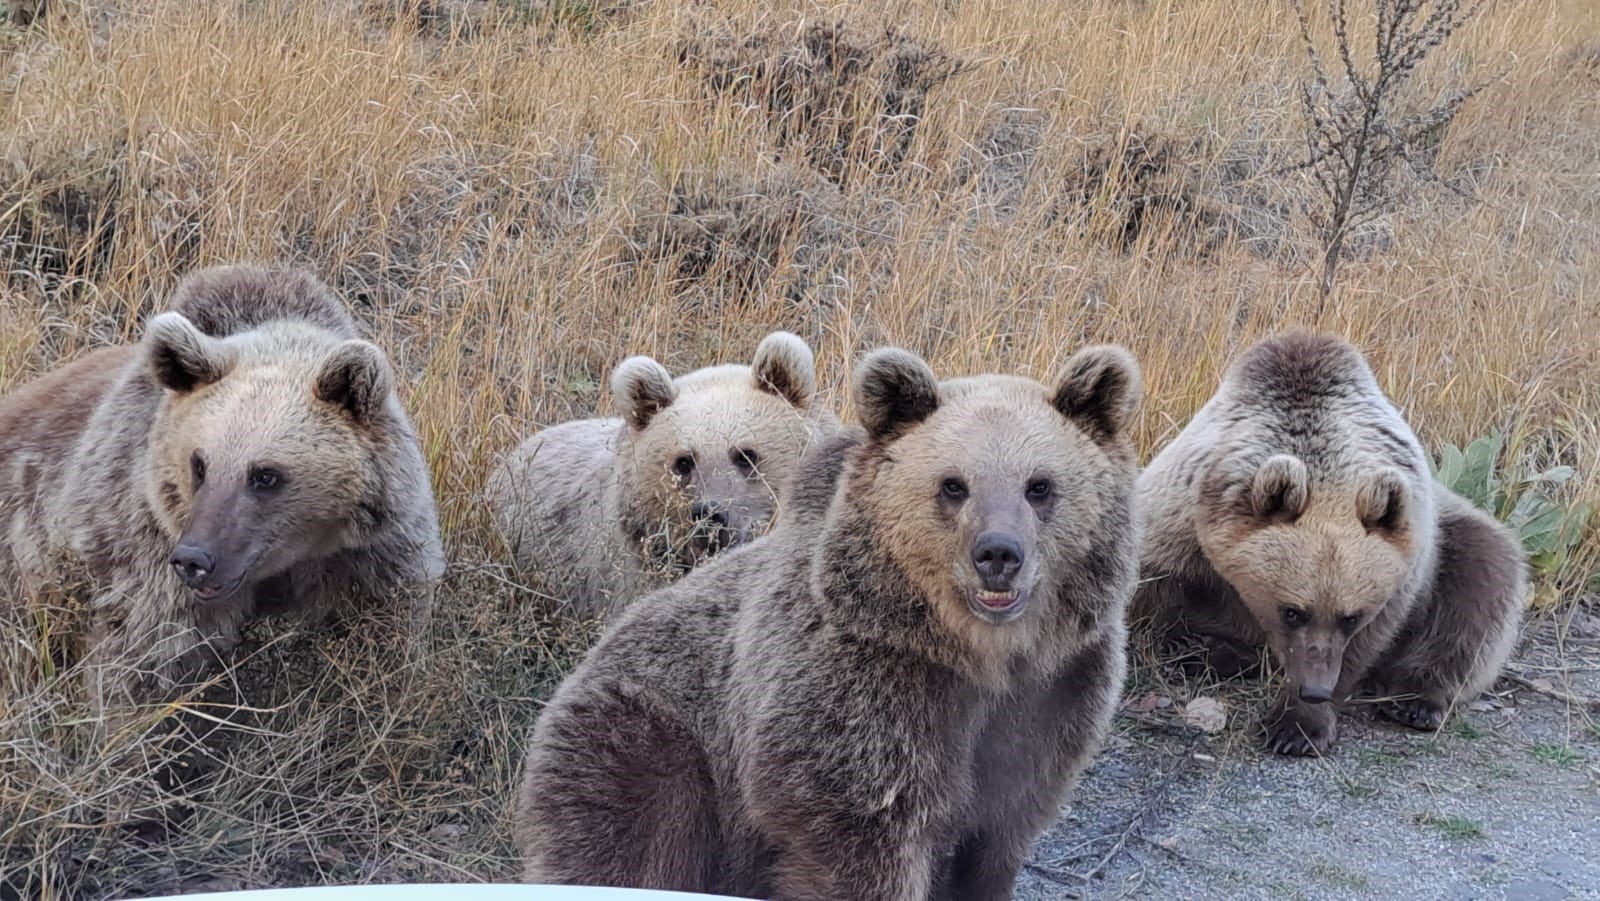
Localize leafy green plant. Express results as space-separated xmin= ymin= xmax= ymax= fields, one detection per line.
xmin=1430 ymin=431 xmax=1593 ymax=583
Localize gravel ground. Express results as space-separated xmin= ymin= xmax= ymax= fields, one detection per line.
xmin=1019 ymin=607 xmax=1600 ymax=901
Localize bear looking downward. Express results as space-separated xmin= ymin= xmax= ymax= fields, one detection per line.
xmin=515 ymin=345 xmax=1141 ymax=900
xmin=0 ymin=265 xmax=444 ymax=709
xmin=1134 ymin=333 xmax=1526 ymax=756
xmin=488 ymin=331 xmax=836 ymax=618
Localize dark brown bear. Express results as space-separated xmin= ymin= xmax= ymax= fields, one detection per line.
xmin=515 ymin=344 xmax=1143 ymax=900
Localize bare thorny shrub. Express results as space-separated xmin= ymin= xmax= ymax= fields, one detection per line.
xmin=1290 ymin=0 xmax=1493 ymax=305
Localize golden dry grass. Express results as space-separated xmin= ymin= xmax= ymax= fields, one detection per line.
xmin=1 ymin=0 xmax=1597 ymax=895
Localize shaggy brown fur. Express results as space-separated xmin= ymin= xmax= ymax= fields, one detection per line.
xmin=0 ymin=264 xmax=444 ymax=710
xmin=487 ymin=332 xmax=837 ymax=618
xmin=515 ymin=344 xmax=1142 ymax=900
xmin=1133 ymin=333 xmax=1526 ymax=756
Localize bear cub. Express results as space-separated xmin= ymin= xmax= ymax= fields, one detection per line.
xmin=1134 ymin=333 xmax=1526 ymax=756
xmin=488 ymin=332 xmax=836 ymax=618
xmin=515 ymin=344 xmax=1143 ymax=900
xmin=0 ymin=265 xmax=444 ymax=708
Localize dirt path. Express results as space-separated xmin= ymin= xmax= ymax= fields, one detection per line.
xmin=1020 ymin=608 xmax=1600 ymax=901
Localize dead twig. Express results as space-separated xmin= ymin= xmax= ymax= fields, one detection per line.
xmin=1077 ymin=735 xmax=1204 ymax=882
xmin=1503 ymin=672 xmax=1600 ymax=710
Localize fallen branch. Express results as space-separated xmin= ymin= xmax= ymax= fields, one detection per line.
xmin=1078 ymin=735 xmax=1204 ymax=881
xmin=1504 ymin=672 xmax=1600 ymax=710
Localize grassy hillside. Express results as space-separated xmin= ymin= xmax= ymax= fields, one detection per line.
xmin=1 ymin=0 xmax=1596 ymax=895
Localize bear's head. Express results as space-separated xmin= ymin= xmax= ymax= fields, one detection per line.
xmin=609 ymin=331 xmax=824 ymax=570
xmin=829 ymin=345 xmax=1141 ymax=662
xmin=142 ymin=311 xmax=397 ymax=604
xmin=1196 ymin=455 xmax=1423 ymax=703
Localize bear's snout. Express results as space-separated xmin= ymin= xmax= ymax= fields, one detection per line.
xmin=689 ymin=501 xmax=739 ymax=554
xmin=972 ymin=531 xmax=1025 ymax=592
xmin=690 ymin=501 xmax=730 ymax=530
xmin=169 ymin=543 xmax=216 ymax=589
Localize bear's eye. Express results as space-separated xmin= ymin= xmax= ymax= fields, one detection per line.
xmin=1026 ymin=478 xmax=1054 ymax=502
xmin=732 ymin=447 xmax=761 ymax=474
xmin=190 ymin=451 xmax=207 ymax=487
xmin=1281 ymin=606 xmax=1307 ymax=628
xmin=940 ymin=477 xmax=969 ymax=502
xmin=673 ymin=454 xmax=696 ymax=477
xmin=1337 ymin=613 xmax=1361 ymax=634
xmin=248 ymin=467 xmax=284 ymax=493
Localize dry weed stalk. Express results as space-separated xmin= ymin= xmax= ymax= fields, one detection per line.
xmin=1290 ymin=0 xmax=1492 ymax=304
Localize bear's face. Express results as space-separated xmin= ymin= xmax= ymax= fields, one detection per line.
xmin=850 ymin=345 xmax=1141 ymax=642
xmin=610 ymin=331 xmax=820 ymax=569
xmin=1197 ymin=455 xmax=1417 ymax=701
xmin=142 ymin=312 xmax=394 ymax=603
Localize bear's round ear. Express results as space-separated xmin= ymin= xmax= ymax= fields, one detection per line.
xmin=852 ymin=347 xmax=939 ymax=443
xmin=316 ymin=340 xmax=394 ymax=422
xmin=144 ymin=311 xmax=238 ymax=394
xmin=1051 ymin=344 xmax=1142 ymax=443
xmin=1247 ymin=454 xmax=1310 ymax=523
xmin=611 ymin=355 xmax=677 ymax=431
xmin=1357 ymin=467 xmax=1409 ymax=535
xmin=751 ymin=331 xmax=816 ymax=409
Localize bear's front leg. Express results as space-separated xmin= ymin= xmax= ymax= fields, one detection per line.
xmin=1263 ymin=690 xmax=1339 ymax=756
xmin=770 ymin=831 xmax=935 ymax=901
xmin=1365 ymin=495 xmax=1526 ymax=734
xmin=937 ymin=828 xmax=1035 ymax=901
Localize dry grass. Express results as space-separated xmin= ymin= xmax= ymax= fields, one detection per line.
xmin=0 ymin=0 xmax=1597 ymax=895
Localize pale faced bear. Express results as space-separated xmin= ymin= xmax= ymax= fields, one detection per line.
xmin=0 ymin=265 xmax=444 ymax=710
xmin=515 ymin=344 xmax=1142 ymax=901
xmin=487 ymin=332 xmax=837 ymax=618
xmin=1134 ymin=333 xmax=1526 ymax=756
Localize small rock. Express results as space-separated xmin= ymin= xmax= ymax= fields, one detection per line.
xmin=1182 ymin=696 xmax=1227 ymax=733
xmin=1531 ymin=678 xmax=1555 ymax=692
xmin=1156 ymin=835 xmax=1180 ymax=850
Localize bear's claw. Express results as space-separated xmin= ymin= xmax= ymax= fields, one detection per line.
xmin=1266 ymin=720 xmax=1334 ymax=757
xmin=1263 ymin=694 xmax=1337 ymax=757
xmin=1375 ymin=698 xmax=1446 ymax=732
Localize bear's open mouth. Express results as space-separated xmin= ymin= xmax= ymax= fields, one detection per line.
xmin=974 ymin=589 xmax=1021 ymax=609
xmin=968 ymin=588 xmax=1027 ymax=621
xmin=192 ymin=573 xmax=248 ymax=602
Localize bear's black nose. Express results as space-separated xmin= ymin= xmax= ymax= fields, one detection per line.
xmin=1298 ymin=684 xmax=1334 ymax=704
xmin=169 ymin=544 xmax=216 ymax=588
xmin=690 ymin=502 xmax=729 ymax=529
xmin=972 ymin=532 xmax=1024 ymax=589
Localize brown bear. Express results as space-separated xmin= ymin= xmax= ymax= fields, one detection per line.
xmin=1133 ymin=333 xmax=1526 ymax=756
xmin=0 ymin=264 xmax=445 ymax=710
xmin=487 ymin=332 xmax=837 ymax=618
xmin=515 ymin=344 xmax=1143 ymax=900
